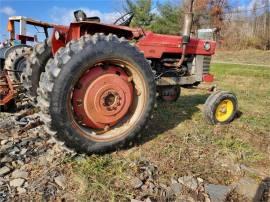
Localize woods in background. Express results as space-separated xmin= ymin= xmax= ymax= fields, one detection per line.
xmin=124 ymin=0 xmax=270 ymax=50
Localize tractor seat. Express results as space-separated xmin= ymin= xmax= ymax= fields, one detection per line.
xmin=74 ymin=10 xmax=100 ymax=23
xmin=85 ymin=16 xmax=100 ymax=23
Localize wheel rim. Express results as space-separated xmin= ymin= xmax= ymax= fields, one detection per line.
xmin=72 ymin=65 xmax=134 ymax=129
xmin=70 ymin=60 xmax=147 ymax=142
xmin=215 ymin=99 xmax=234 ymax=122
xmin=15 ymin=57 xmax=27 ymax=80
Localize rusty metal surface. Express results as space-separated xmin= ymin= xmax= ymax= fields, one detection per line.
xmin=8 ymin=16 xmax=59 ymax=29
xmin=72 ymin=65 xmax=133 ymax=129
xmin=0 ymin=71 xmax=15 ymax=106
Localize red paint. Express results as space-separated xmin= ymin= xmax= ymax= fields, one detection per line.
xmin=136 ymin=32 xmax=216 ymax=58
xmin=203 ymin=73 xmax=214 ymax=83
xmin=51 ymin=22 xmax=216 ymax=59
xmin=0 ymin=71 xmax=15 ymax=106
xmin=72 ymin=65 xmax=133 ymax=129
xmin=51 ymin=26 xmax=69 ymax=55
xmin=16 ymin=35 xmax=34 ymax=44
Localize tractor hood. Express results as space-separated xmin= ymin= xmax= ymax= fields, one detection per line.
xmin=136 ymin=32 xmax=216 ymax=59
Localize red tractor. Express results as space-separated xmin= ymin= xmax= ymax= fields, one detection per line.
xmin=21 ymin=1 xmax=238 ymax=154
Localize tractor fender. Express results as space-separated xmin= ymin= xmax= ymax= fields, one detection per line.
xmin=51 ymin=22 xmax=143 ymax=55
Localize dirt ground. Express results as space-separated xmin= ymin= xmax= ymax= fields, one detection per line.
xmin=0 ymin=62 xmax=270 ymax=201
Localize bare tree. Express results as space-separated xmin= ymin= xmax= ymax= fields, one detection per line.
xmin=264 ymin=0 xmax=270 ymax=49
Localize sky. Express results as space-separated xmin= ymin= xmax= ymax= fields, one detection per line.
xmin=0 ymin=0 xmax=263 ymax=41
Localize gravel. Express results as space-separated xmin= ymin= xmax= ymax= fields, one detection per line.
xmin=10 ymin=178 xmax=25 ymax=187
xmin=0 ymin=166 xmax=11 ymax=176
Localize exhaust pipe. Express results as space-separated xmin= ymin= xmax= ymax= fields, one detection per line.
xmin=177 ymin=0 xmax=195 ymax=68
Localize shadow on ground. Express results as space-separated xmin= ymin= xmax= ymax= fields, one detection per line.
xmin=137 ymin=93 xmax=209 ymax=146
xmin=254 ymin=177 xmax=270 ymax=202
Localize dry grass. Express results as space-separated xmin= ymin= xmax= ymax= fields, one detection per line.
xmin=213 ymin=49 xmax=270 ymax=66
xmin=64 ymin=63 xmax=270 ymax=201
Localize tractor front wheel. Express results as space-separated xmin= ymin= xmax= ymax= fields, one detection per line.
xmin=204 ymin=91 xmax=238 ymax=124
xmin=37 ymin=34 xmax=156 ymax=154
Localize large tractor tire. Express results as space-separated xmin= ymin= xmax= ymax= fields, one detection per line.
xmin=204 ymin=91 xmax=238 ymax=125
xmin=21 ymin=39 xmax=52 ymax=100
xmin=4 ymin=46 xmax=32 ymax=83
xmin=37 ymin=34 xmax=156 ymax=154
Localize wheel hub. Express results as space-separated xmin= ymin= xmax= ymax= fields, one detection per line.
xmin=215 ymin=99 xmax=234 ymax=122
xmin=72 ymin=65 xmax=133 ymax=129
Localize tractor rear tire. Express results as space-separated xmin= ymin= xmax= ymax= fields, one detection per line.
xmin=37 ymin=34 xmax=156 ymax=154
xmin=4 ymin=46 xmax=32 ymax=83
xmin=21 ymin=39 xmax=52 ymax=100
xmin=204 ymin=91 xmax=238 ymax=125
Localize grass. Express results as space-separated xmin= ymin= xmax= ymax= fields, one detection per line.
xmin=213 ymin=49 xmax=270 ymax=66
xmin=64 ymin=63 xmax=270 ymax=201
xmin=68 ymin=155 xmax=132 ymax=201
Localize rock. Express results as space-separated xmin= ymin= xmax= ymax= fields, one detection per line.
xmin=203 ymin=193 xmax=211 ymax=202
xmin=24 ymin=181 xmax=29 ymax=188
xmin=20 ymin=148 xmax=28 ymax=155
xmin=131 ymin=199 xmax=142 ymax=202
xmin=17 ymin=187 xmax=27 ymax=194
xmin=176 ymin=195 xmax=195 ymax=202
xmin=0 ymin=177 xmax=4 ymax=184
xmin=205 ymin=184 xmax=232 ymax=202
xmin=54 ymin=175 xmax=66 ymax=189
xmin=171 ymin=178 xmax=178 ymax=184
xmin=178 ymin=176 xmax=198 ymax=191
xmin=235 ymin=177 xmax=265 ymax=201
xmin=17 ymin=160 xmax=24 ymax=166
xmin=9 ymin=146 xmax=20 ymax=155
xmin=1 ymin=139 xmax=8 ymax=145
xmin=141 ymin=184 xmax=148 ymax=192
xmin=10 ymin=178 xmax=25 ymax=187
xmin=197 ymin=177 xmax=204 ymax=184
xmin=130 ymin=177 xmax=143 ymax=189
xmin=147 ymin=182 xmax=155 ymax=192
xmin=0 ymin=166 xmax=11 ymax=176
xmin=11 ymin=170 xmax=28 ymax=179
xmin=145 ymin=197 xmax=152 ymax=202
xmin=1 ymin=156 xmax=13 ymax=163
xmin=170 ymin=182 xmax=182 ymax=194
xmin=0 ymin=143 xmax=13 ymax=151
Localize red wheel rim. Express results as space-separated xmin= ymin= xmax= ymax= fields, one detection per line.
xmin=72 ymin=65 xmax=134 ymax=129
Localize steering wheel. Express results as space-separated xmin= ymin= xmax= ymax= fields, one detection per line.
xmin=113 ymin=12 xmax=134 ymax=26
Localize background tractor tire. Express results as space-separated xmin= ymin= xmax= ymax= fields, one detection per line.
xmin=37 ymin=34 xmax=156 ymax=154
xmin=204 ymin=91 xmax=238 ymax=125
xmin=21 ymin=39 xmax=52 ymax=100
xmin=4 ymin=46 xmax=32 ymax=83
